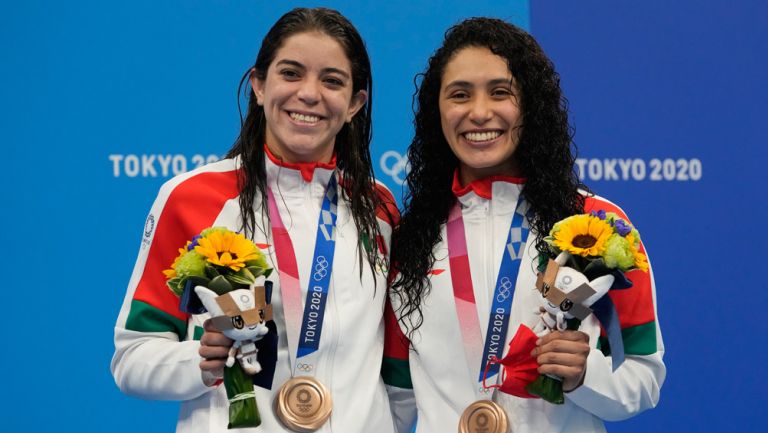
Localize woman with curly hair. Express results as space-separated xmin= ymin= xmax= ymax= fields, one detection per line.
xmin=383 ymin=17 xmax=664 ymax=433
xmin=112 ymin=8 xmax=398 ymax=432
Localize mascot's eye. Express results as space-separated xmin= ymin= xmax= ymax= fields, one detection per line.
xmin=559 ymin=299 xmax=573 ymax=312
xmin=232 ymin=315 xmax=245 ymax=329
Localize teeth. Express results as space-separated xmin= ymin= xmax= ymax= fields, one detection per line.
xmin=290 ymin=112 xmax=320 ymax=124
xmin=464 ymin=131 xmax=501 ymax=142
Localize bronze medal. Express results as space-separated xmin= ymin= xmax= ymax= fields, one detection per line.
xmin=275 ymin=376 xmax=332 ymax=432
xmin=458 ymin=400 xmax=509 ymax=433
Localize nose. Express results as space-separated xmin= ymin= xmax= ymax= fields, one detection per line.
xmin=468 ymin=95 xmax=492 ymax=125
xmin=297 ymin=78 xmax=321 ymax=105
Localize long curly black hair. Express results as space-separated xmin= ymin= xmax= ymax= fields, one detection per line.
xmin=226 ymin=7 xmax=387 ymax=277
xmin=390 ymin=17 xmax=587 ymax=335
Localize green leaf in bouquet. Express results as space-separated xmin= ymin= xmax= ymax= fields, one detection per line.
xmin=583 ymin=258 xmax=610 ymax=281
xmin=245 ymin=254 xmax=269 ymax=267
xmin=205 ymin=265 xmax=222 ymax=280
xmin=166 ymin=276 xmax=185 ymax=296
xmin=228 ymin=267 xmax=256 ymax=286
xmin=208 ymin=275 xmax=234 ymax=295
xmin=184 ymin=275 xmax=212 ymax=290
xmin=565 ymin=253 xmax=591 ymax=274
xmin=246 ymin=265 xmax=270 ymax=279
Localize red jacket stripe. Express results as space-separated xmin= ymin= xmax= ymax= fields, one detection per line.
xmin=584 ymin=196 xmax=656 ymax=328
xmin=133 ymin=170 xmax=240 ymax=321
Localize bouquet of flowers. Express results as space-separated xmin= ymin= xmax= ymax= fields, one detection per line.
xmin=542 ymin=210 xmax=648 ymax=281
xmin=164 ymin=227 xmax=272 ymax=428
xmin=488 ymin=210 xmax=648 ymax=404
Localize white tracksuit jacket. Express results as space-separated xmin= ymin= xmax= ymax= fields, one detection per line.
xmin=383 ymin=176 xmax=665 ymax=433
xmin=112 ymin=152 xmax=398 ymax=433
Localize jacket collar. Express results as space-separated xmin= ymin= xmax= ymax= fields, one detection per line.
xmin=264 ymin=145 xmax=337 ymax=196
xmin=451 ymin=170 xmax=526 ymax=214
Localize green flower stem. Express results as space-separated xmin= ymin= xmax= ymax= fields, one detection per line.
xmin=224 ymin=364 xmax=261 ymax=428
xmin=525 ymin=374 xmax=564 ymax=404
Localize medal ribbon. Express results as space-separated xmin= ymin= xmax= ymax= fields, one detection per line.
xmin=267 ymin=175 xmax=338 ymax=377
xmin=446 ymin=197 xmax=529 ymax=397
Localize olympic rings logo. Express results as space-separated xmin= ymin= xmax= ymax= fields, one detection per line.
xmin=475 ymin=413 xmax=489 ymax=427
xmin=297 ymin=389 xmax=312 ymax=404
xmin=375 ymin=257 xmax=388 ymax=275
xmin=496 ymin=277 xmax=513 ymax=302
xmin=313 ymin=256 xmax=329 ymax=281
xmin=296 ymin=363 xmax=314 ymax=372
xmin=379 ymin=150 xmax=410 ymax=186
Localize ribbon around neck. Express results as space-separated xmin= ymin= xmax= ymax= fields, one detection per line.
xmin=266 ymin=175 xmax=339 ymax=378
xmin=446 ymin=196 xmax=530 ymax=398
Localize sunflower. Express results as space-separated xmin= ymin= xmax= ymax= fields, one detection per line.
xmin=551 ymin=214 xmax=613 ymax=257
xmin=625 ymin=233 xmax=650 ymax=272
xmin=194 ymin=230 xmax=260 ymax=272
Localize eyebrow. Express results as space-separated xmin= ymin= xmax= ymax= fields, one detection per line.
xmin=275 ymin=59 xmax=351 ymax=79
xmin=443 ymin=78 xmax=514 ymax=90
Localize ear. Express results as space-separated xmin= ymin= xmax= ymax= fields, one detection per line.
xmin=583 ymin=274 xmax=615 ymax=306
xmin=345 ymin=89 xmax=368 ymax=123
xmin=195 ymin=286 xmax=224 ymax=315
xmin=249 ymin=69 xmax=265 ymax=106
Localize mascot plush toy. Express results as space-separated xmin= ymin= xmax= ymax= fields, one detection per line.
xmin=532 ymin=251 xmax=615 ymax=335
xmin=195 ymin=277 xmax=271 ymax=375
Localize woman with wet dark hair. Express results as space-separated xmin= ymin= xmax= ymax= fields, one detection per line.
xmin=383 ymin=17 xmax=664 ymax=433
xmin=113 ymin=8 xmax=398 ymax=432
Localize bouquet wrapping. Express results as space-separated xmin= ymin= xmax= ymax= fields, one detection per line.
xmin=165 ymin=227 xmax=273 ymax=428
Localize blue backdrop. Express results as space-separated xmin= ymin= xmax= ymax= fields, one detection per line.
xmin=3 ymin=0 xmax=766 ymax=432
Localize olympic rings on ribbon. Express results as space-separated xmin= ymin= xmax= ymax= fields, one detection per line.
xmin=496 ymin=276 xmax=513 ymax=302
xmin=296 ymin=363 xmax=314 ymax=372
xmin=313 ymin=256 xmax=329 ymax=281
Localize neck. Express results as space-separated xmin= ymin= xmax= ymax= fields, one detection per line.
xmin=265 ymin=143 xmax=334 ymax=164
xmin=458 ymin=161 xmax=521 ymax=186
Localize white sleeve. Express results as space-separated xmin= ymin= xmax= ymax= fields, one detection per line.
xmin=112 ymin=329 xmax=212 ymax=400
xmin=567 ymin=348 xmax=665 ymax=420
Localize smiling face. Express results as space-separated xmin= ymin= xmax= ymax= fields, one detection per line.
xmin=439 ymin=46 xmax=524 ymax=185
xmin=251 ymin=31 xmax=367 ymax=163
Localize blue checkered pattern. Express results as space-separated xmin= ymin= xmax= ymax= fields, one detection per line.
xmin=506 ymin=201 xmax=531 ymax=260
xmin=320 ymin=177 xmax=339 ymax=242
